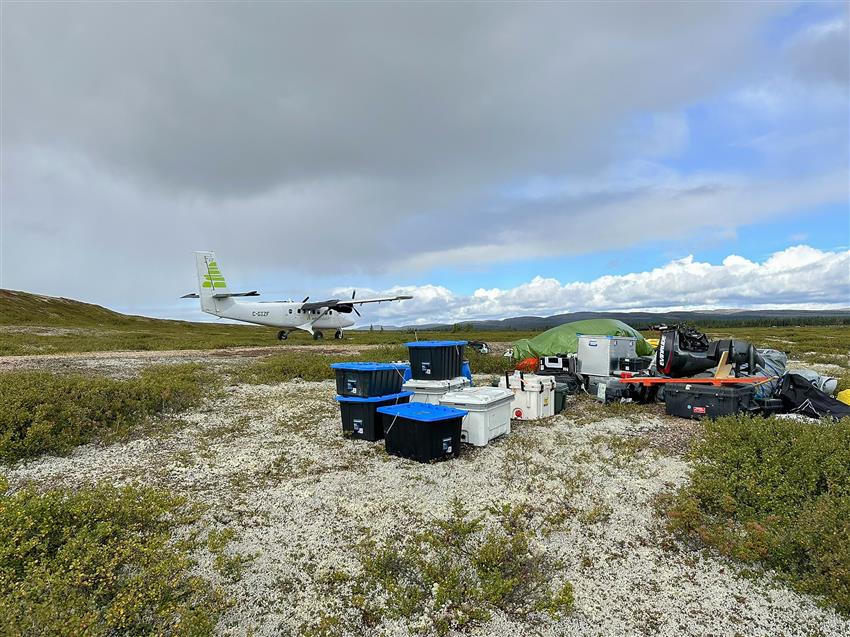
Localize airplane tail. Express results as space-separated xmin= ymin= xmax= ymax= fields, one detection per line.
xmin=194 ymin=251 xmax=230 ymax=313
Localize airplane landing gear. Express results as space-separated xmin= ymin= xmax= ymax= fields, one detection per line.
xmin=313 ymin=331 xmax=323 ymax=340
xmin=277 ymin=330 xmax=288 ymax=341
xmin=334 ymin=330 xmax=343 ymax=340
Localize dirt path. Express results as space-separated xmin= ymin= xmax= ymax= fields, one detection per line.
xmin=0 ymin=343 xmax=385 ymax=373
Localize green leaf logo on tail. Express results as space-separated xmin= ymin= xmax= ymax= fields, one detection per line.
xmin=202 ymin=261 xmax=227 ymax=288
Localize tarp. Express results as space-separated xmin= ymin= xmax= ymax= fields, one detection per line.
xmin=511 ymin=319 xmax=653 ymax=360
xmin=776 ymin=373 xmax=850 ymax=420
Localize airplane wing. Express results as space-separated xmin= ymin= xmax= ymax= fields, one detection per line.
xmin=181 ymin=290 xmax=260 ymax=299
xmin=301 ymin=294 xmax=412 ymax=312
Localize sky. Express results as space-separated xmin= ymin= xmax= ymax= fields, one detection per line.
xmin=1 ymin=1 xmax=848 ymax=326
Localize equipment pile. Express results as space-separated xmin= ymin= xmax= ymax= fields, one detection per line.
xmin=520 ymin=322 xmax=849 ymax=421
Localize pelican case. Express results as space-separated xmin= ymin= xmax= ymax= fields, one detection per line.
xmin=664 ymin=383 xmax=756 ymax=420
xmin=330 ymin=362 xmax=408 ymax=398
xmin=405 ymin=341 xmax=467 ymax=381
xmin=377 ymin=402 xmax=466 ymax=463
xmin=335 ymin=391 xmax=413 ymax=441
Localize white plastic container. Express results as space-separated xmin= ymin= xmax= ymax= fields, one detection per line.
xmin=403 ymin=376 xmax=471 ymax=405
xmin=498 ymin=372 xmax=556 ymax=420
xmin=439 ymin=387 xmax=514 ymax=447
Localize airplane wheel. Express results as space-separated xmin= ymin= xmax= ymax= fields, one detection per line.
xmin=313 ymin=331 xmax=323 ymax=340
xmin=334 ymin=330 xmax=343 ymax=340
xmin=277 ymin=331 xmax=288 ymax=341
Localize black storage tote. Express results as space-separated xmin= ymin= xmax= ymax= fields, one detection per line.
xmin=377 ymin=402 xmax=467 ymax=463
xmin=664 ymin=383 xmax=756 ymax=420
xmin=330 ymin=362 xmax=408 ymax=398
xmin=405 ymin=340 xmax=467 ymax=381
xmin=617 ymin=357 xmax=650 ymax=372
xmin=335 ymin=391 xmax=413 ymax=441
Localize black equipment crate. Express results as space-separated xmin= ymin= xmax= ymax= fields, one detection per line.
xmin=617 ymin=357 xmax=651 ymax=372
xmin=335 ymin=391 xmax=413 ymax=441
xmin=377 ymin=402 xmax=466 ymax=463
xmin=756 ymin=397 xmax=784 ymax=417
xmin=330 ymin=362 xmax=407 ymax=398
xmin=405 ymin=341 xmax=467 ymax=381
xmin=665 ymin=383 xmax=756 ymax=420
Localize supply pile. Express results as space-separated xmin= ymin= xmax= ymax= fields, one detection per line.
xmin=330 ymin=340 xmax=546 ymax=463
xmin=513 ymin=322 xmax=849 ymax=421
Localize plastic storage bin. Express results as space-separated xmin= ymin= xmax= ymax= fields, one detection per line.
xmin=335 ymin=391 xmax=413 ymax=441
xmin=405 ymin=341 xmax=467 ymax=381
xmin=438 ymin=387 xmax=513 ymax=447
xmin=331 ymin=362 xmax=407 ymax=398
xmin=403 ymin=376 xmax=471 ymax=404
xmin=665 ymin=383 xmax=756 ymax=420
xmin=498 ymin=372 xmax=556 ymax=420
xmin=377 ymin=402 xmax=467 ymax=463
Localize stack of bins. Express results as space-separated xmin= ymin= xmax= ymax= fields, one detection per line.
xmin=331 ymin=362 xmax=411 ymax=441
xmin=403 ymin=341 xmax=471 ymax=404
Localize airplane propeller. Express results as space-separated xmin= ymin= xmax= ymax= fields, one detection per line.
xmin=302 ymin=296 xmax=309 ymax=303
xmin=351 ymin=290 xmax=361 ymax=316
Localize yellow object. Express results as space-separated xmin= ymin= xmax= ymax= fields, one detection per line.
xmin=646 ymin=338 xmax=660 ymax=349
xmin=838 ymin=389 xmax=850 ymax=406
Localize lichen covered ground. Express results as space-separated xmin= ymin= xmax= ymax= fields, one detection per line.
xmin=5 ymin=368 xmax=848 ymax=637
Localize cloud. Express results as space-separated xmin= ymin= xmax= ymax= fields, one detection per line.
xmin=1 ymin=3 xmax=847 ymax=314
xmin=345 ymin=246 xmax=850 ymax=325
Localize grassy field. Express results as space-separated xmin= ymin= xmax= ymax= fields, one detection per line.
xmin=0 ymin=289 xmax=541 ymax=355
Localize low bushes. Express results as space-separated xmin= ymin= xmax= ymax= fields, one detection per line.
xmin=0 ymin=364 xmax=214 ymax=463
xmin=306 ymin=499 xmax=574 ymax=635
xmin=237 ymin=345 xmax=513 ymax=385
xmin=237 ymin=345 xmax=406 ymax=384
xmin=0 ymin=479 xmax=226 ymax=636
xmin=667 ymin=414 xmax=850 ymax=613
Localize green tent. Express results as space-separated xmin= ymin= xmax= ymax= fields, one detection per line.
xmin=511 ymin=318 xmax=653 ymax=360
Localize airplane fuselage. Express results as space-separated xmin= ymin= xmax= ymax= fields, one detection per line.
xmin=205 ymin=297 xmax=355 ymax=331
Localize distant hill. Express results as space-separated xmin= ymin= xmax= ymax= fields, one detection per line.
xmin=0 ymin=289 xmax=165 ymax=327
xmin=394 ymin=308 xmax=850 ymax=331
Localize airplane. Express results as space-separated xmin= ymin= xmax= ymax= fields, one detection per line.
xmin=182 ymin=251 xmax=412 ymax=340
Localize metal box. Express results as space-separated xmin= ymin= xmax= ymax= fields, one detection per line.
xmin=577 ymin=335 xmax=638 ymax=377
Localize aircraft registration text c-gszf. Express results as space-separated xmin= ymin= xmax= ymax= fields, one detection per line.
xmin=181 ymin=251 xmax=412 ymax=340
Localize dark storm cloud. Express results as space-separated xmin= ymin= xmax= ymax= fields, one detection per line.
xmin=4 ymin=2 xmax=781 ymax=195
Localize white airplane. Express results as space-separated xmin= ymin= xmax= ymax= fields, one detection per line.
xmin=182 ymin=251 xmax=412 ymax=340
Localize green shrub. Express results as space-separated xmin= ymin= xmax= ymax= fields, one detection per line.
xmin=667 ymin=414 xmax=850 ymax=613
xmin=236 ymin=345 xmax=408 ymax=384
xmin=305 ymin=499 xmax=574 ymax=635
xmin=0 ymin=364 xmax=214 ymax=462
xmin=0 ymin=478 xmax=227 ymax=636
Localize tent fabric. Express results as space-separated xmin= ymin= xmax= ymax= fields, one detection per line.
xmin=511 ymin=319 xmax=653 ymax=360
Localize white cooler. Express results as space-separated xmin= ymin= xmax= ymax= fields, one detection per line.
xmin=439 ymin=387 xmax=513 ymax=447
xmin=403 ymin=376 xmax=471 ymax=405
xmin=498 ymin=372 xmax=556 ymax=420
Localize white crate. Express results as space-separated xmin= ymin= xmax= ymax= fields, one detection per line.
xmin=498 ymin=372 xmax=556 ymax=420
xmin=403 ymin=376 xmax=470 ymax=405
xmin=439 ymin=387 xmax=513 ymax=447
